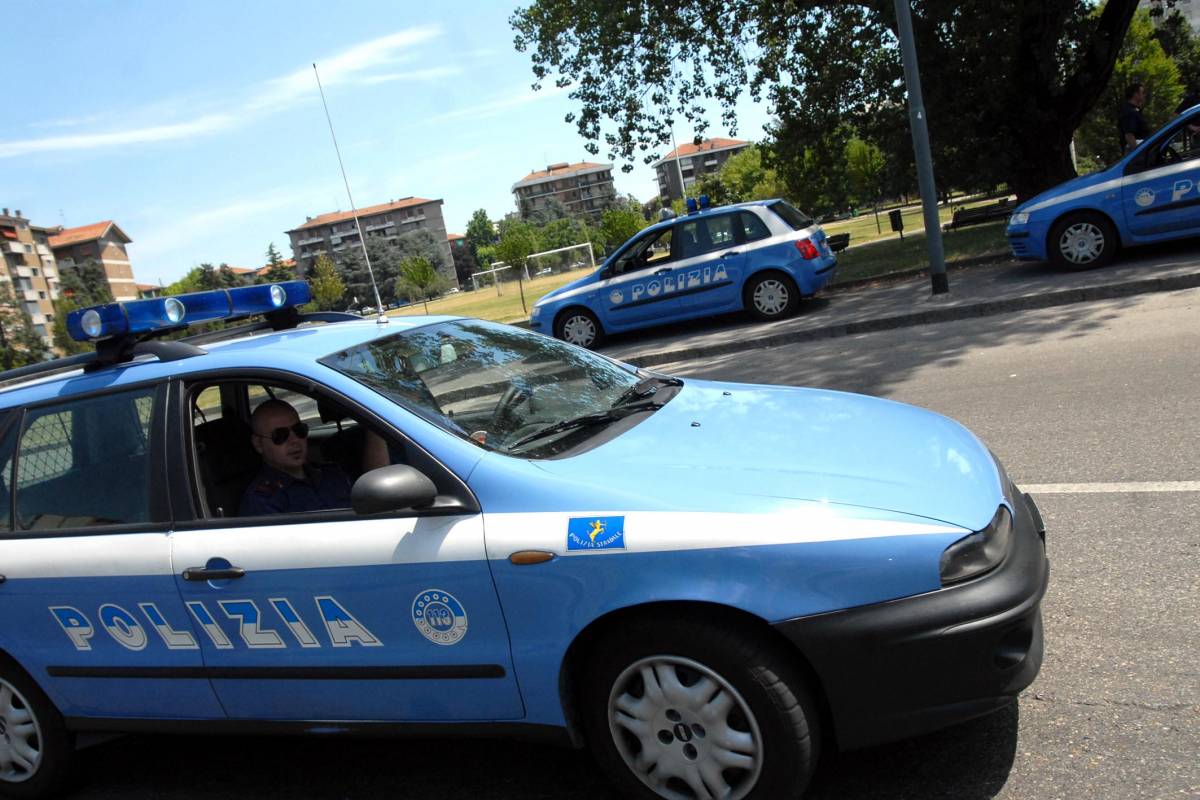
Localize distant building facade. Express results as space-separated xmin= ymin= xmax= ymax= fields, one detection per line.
xmin=653 ymin=138 xmax=751 ymax=202
xmin=0 ymin=208 xmax=61 ymax=347
xmin=49 ymin=221 xmax=138 ymax=302
xmin=286 ymin=197 xmax=453 ymax=284
xmin=512 ymin=162 xmax=615 ymax=220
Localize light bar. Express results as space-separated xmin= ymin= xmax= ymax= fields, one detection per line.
xmin=686 ymin=197 xmax=699 ymax=213
xmin=67 ymin=280 xmax=313 ymax=342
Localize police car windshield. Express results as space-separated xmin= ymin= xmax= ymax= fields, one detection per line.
xmin=319 ymin=319 xmax=654 ymax=456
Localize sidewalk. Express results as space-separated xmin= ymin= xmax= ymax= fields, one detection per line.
xmin=599 ymin=247 xmax=1200 ymax=368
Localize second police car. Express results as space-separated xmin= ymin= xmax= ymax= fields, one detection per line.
xmin=0 ymin=282 xmax=1047 ymax=800
xmin=1007 ymin=102 xmax=1200 ymax=268
xmin=530 ymin=197 xmax=838 ymax=348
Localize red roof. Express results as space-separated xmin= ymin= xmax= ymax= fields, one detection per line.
xmin=447 ymin=233 xmax=464 ymax=241
xmin=48 ymin=220 xmax=131 ymax=249
xmin=288 ymin=198 xmax=437 ymax=233
xmin=515 ymin=162 xmax=610 ymax=184
xmin=656 ymin=137 xmax=749 ymax=162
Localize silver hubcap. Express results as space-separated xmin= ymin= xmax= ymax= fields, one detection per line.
xmin=0 ymin=679 xmax=42 ymax=783
xmin=608 ymin=656 xmax=763 ymax=800
xmin=562 ymin=315 xmax=596 ymax=347
xmin=1059 ymin=222 xmax=1105 ymax=264
xmin=752 ymin=280 xmax=789 ymax=316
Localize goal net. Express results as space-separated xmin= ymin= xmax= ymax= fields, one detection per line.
xmin=526 ymin=242 xmax=596 ymax=279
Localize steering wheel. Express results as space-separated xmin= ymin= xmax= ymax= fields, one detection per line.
xmin=1160 ymin=145 xmax=1180 ymax=165
xmin=489 ymin=385 xmax=531 ymax=437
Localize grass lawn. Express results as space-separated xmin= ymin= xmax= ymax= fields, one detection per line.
xmin=821 ymin=195 xmax=1011 ymax=247
xmin=831 ymin=220 xmax=1009 ymax=284
xmin=390 ymin=219 xmax=1011 ymax=324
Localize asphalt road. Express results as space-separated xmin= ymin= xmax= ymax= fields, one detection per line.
xmin=64 ymin=289 xmax=1199 ymax=799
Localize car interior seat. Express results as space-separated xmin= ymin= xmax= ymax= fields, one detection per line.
xmin=194 ymin=413 xmax=259 ymax=517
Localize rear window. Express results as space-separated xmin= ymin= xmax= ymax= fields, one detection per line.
xmin=767 ymin=201 xmax=814 ymax=231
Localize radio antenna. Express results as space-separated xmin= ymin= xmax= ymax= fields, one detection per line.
xmin=313 ymin=62 xmax=386 ymax=322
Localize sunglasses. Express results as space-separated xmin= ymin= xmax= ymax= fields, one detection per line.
xmin=255 ymin=422 xmax=309 ymax=446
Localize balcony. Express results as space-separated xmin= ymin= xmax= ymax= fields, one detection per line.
xmin=297 ymin=235 xmax=325 ymax=247
xmin=36 ymin=244 xmax=51 ymax=256
xmin=22 ymin=289 xmax=39 ymax=302
xmin=15 ymin=266 xmax=32 ymax=278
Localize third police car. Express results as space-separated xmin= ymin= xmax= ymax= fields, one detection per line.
xmin=0 ymin=281 xmax=1045 ymax=799
xmin=1007 ymin=103 xmax=1200 ymax=268
xmin=530 ymin=198 xmax=838 ymax=348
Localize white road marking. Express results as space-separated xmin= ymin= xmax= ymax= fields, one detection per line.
xmin=1023 ymin=482 xmax=1200 ymax=494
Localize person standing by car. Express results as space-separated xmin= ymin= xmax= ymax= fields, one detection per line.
xmin=1119 ymin=82 xmax=1150 ymax=153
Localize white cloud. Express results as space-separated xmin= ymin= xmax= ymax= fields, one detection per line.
xmin=134 ymin=194 xmax=296 ymax=274
xmin=428 ymin=83 xmax=569 ymax=125
xmin=0 ymin=114 xmax=236 ymax=159
xmin=360 ymin=66 xmax=463 ymax=85
xmin=2 ymin=26 xmax=443 ymax=160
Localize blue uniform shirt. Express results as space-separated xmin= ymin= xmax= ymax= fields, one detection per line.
xmin=239 ymin=462 xmax=353 ymax=517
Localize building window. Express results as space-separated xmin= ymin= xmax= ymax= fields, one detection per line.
xmin=31 ymin=268 xmax=38 ymax=276
xmin=38 ymin=291 xmax=46 ymax=299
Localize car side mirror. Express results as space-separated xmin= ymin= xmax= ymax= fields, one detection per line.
xmin=351 ymin=465 xmax=438 ymax=515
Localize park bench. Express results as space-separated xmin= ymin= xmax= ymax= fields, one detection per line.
xmin=826 ymin=232 xmax=851 ymax=252
xmin=943 ymin=199 xmax=1012 ymax=231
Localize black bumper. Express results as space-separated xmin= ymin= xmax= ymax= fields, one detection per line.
xmin=772 ymin=489 xmax=1049 ymax=750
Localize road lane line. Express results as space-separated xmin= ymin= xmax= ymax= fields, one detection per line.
xmin=1022 ymin=481 xmax=1200 ymax=494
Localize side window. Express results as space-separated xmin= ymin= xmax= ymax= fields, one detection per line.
xmin=0 ymin=417 xmax=18 ymax=532
xmin=678 ymin=215 xmax=737 ymax=259
xmin=14 ymin=387 xmax=157 ymax=531
xmin=612 ymin=227 xmax=674 ymax=276
xmin=739 ymin=211 xmax=773 ymax=243
xmin=1155 ymin=114 xmax=1200 ymax=167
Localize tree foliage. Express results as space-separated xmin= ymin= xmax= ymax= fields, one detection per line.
xmin=397 ymin=256 xmax=448 ymax=304
xmin=464 ymin=209 xmax=497 ymax=259
xmin=597 ymin=199 xmax=648 ymax=254
xmin=512 ymin=0 xmax=1141 ymax=200
xmin=0 ymin=280 xmax=49 ymax=369
xmin=1076 ymin=10 xmax=1185 ymax=169
xmin=693 ymin=144 xmax=787 ymax=206
xmin=263 ymin=242 xmax=295 ymax=283
xmin=495 ymin=219 xmax=540 ymax=273
xmin=309 ymin=254 xmax=345 ymax=311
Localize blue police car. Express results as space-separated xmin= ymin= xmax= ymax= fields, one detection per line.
xmin=0 ymin=281 xmax=1046 ymax=799
xmin=530 ymin=198 xmax=838 ymax=348
xmin=1007 ymin=103 xmax=1200 ymax=268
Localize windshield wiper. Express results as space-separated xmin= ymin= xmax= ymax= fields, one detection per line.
xmin=509 ymin=400 xmax=665 ymax=450
xmin=611 ymin=375 xmax=683 ymax=408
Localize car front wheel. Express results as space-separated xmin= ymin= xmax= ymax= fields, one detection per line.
xmin=1049 ymin=213 xmax=1117 ymax=269
xmin=0 ymin=661 xmax=74 ymax=799
xmin=554 ymin=308 xmax=605 ymax=349
xmin=582 ymin=617 xmax=819 ymax=800
xmin=744 ymin=273 xmax=800 ymax=321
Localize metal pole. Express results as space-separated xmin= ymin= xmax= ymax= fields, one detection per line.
xmin=313 ymin=63 xmax=387 ymax=317
xmin=893 ymin=0 xmax=948 ymax=294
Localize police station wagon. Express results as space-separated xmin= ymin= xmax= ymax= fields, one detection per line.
xmin=530 ymin=199 xmax=838 ymax=348
xmin=0 ymin=282 xmax=1047 ymax=799
xmin=1006 ymin=103 xmax=1200 ymax=268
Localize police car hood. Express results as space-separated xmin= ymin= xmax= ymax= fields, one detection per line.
xmin=536 ymin=272 xmax=599 ymax=304
xmin=1017 ymin=166 xmax=1118 ymax=213
xmin=537 ymin=380 xmax=1003 ymax=532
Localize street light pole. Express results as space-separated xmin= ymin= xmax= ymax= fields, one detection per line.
xmin=893 ymin=0 xmax=948 ymax=294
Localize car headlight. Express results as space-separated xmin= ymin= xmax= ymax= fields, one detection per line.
xmin=1009 ymin=212 xmax=1030 ymax=226
xmin=530 ymin=306 xmax=541 ymax=318
xmin=939 ymin=506 xmax=1013 ymax=584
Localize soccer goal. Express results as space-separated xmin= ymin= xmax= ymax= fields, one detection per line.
xmin=470 ymin=263 xmax=512 ymax=292
xmin=526 ymin=242 xmax=596 ymax=279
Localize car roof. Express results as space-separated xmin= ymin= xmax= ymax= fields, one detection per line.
xmin=0 ymin=314 xmax=461 ymax=410
xmin=638 ymin=198 xmax=781 ymax=237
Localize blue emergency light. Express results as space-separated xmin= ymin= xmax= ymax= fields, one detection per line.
xmin=66 ymin=280 xmax=312 ymax=342
xmin=686 ymin=197 xmax=698 ymax=214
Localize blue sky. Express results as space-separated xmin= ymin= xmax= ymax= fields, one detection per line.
xmin=2 ymin=1 xmax=774 ymax=286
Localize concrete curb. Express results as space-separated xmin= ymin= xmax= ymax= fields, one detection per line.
xmin=622 ymin=270 xmax=1200 ymax=369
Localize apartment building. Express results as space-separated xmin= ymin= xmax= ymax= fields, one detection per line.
xmin=286 ymin=197 xmax=453 ymax=283
xmin=653 ymin=138 xmax=751 ymax=201
xmin=49 ymin=221 xmax=138 ymax=301
xmin=0 ymin=208 xmax=61 ymax=348
xmin=512 ymin=162 xmax=616 ymax=220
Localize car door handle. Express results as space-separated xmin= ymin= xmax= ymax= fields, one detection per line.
xmin=721 ymin=250 xmax=740 ymax=257
xmin=182 ymin=566 xmax=246 ymax=581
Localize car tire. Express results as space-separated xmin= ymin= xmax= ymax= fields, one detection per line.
xmin=581 ymin=616 xmax=820 ymax=800
xmin=0 ymin=658 xmax=74 ymax=799
xmin=744 ymin=272 xmax=800 ymax=321
xmin=554 ymin=308 xmax=605 ymax=349
xmin=1049 ymin=212 xmax=1117 ymax=270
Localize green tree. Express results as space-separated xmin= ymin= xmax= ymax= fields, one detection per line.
xmin=597 ymin=200 xmax=647 ymax=254
xmin=464 ymin=209 xmax=496 ymax=260
xmin=1076 ymin=10 xmax=1184 ymax=167
xmin=263 ymin=242 xmax=295 ymax=283
xmin=396 ymin=256 xmax=448 ymax=312
xmin=512 ymin=0 xmax=1142 ymax=200
xmin=0 ymin=280 xmax=49 ymax=369
xmin=163 ymin=267 xmax=206 ymax=296
xmin=694 ymin=144 xmax=788 ymax=205
xmin=845 ymin=138 xmax=888 ymax=207
xmin=1154 ymin=7 xmax=1200 ymax=90
xmin=495 ymin=219 xmax=540 ymax=275
xmin=309 ymin=254 xmax=345 ymax=311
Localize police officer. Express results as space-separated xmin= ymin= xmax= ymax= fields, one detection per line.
xmin=239 ymin=398 xmax=353 ymax=516
xmin=1119 ymin=83 xmax=1150 ymax=153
